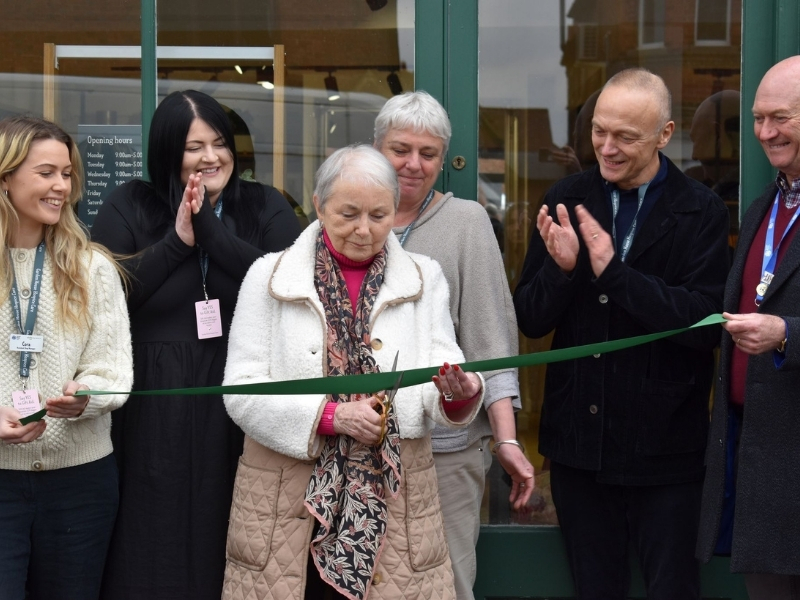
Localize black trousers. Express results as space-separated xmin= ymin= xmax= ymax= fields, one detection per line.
xmin=0 ymin=454 xmax=118 ymax=600
xmin=550 ymin=461 xmax=702 ymax=600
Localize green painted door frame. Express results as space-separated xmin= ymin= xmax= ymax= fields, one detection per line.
xmin=415 ymin=0 xmax=478 ymax=202
xmin=140 ymin=0 xmax=156 ymax=181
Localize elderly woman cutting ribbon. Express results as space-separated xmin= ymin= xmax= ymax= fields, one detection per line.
xmin=221 ymin=144 xmax=483 ymax=600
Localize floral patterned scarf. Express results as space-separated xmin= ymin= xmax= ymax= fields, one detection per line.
xmin=305 ymin=229 xmax=402 ymax=600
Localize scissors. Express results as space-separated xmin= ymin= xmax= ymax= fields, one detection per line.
xmin=375 ymin=351 xmax=403 ymax=445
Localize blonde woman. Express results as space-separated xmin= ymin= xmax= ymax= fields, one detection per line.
xmin=0 ymin=115 xmax=133 ymax=600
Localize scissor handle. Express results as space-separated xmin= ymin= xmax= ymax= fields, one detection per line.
xmin=371 ymin=395 xmax=388 ymax=445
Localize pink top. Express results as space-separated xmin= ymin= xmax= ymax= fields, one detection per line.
xmin=323 ymin=229 xmax=373 ymax=305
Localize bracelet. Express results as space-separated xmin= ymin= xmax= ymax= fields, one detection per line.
xmin=491 ymin=439 xmax=525 ymax=455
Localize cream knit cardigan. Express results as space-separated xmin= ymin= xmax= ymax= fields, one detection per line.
xmin=0 ymin=247 xmax=132 ymax=471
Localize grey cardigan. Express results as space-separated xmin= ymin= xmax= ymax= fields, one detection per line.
xmin=393 ymin=193 xmax=521 ymax=453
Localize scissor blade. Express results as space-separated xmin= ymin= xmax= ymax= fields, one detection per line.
xmin=389 ymin=350 xmax=399 ymax=373
xmin=385 ymin=371 xmax=404 ymax=409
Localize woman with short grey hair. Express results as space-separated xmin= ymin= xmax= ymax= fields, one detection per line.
xmin=221 ymin=144 xmax=485 ymax=600
xmin=314 ymin=144 xmax=400 ymax=211
xmin=374 ymin=91 xmax=535 ymax=600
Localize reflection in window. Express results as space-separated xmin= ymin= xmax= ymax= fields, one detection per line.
xmin=639 ymin=0 xmax=666 ymax=48
xmin=479 ymin=0 xmax=741 ymax=526
xmin=156 ymin=0 xmax=415 ymax=219
xmin=696 ymin=0 xmax=731 ymax=45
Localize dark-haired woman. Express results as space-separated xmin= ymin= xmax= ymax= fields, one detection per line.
xmin=92 ymin=90 xmax=302 ymax=600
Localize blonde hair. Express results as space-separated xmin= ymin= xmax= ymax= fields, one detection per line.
xmin=0 ymin=115 xmax=122 ymax=329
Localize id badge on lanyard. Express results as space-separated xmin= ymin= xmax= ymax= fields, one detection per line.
xmin=195 ymin=196 xmax=224 ymax=339
xmin=8 ymin=242 xmax=45 ymax=417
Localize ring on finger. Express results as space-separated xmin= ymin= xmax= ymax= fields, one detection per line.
xmin=443 ymin=391 xmax=454 ymax=402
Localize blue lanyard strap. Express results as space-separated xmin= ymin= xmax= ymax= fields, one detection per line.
xmin=398 ymin=189 xmax=435 ymax=247
xmin=9 ymin=241 xmax=46 ymax=380
xmin=198 ymin=195 xmax=224 ymax=300
xmin=756 ymin=191 xmax=800 ymax=305
xmin=610 ymin=181 xmax=651 ymax=263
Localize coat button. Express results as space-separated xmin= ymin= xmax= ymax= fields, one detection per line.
xmin=598 ymin=294 xmax=608 ymax=304
xmin=373 ymin=572 xmax=382 ymax=585
xmin=16 ymin=251 xmax=26 ymax=262
xmin=589 ymin=404 xmax=598 ymax=414
xmin=20 ymin=288 xmax=31 ymax=299
xmin=593 ymin=353 xmax=601 ymax=358
xmin=29 ymin=358 xmax=37 ymax=368
xmin=32 ymin=461 xmax=43 ymax=471
xmin=370 ymin=339 xmax=383 ymax=351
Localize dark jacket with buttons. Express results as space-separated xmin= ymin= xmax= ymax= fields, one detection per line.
xmin=697 ymin=183 xmax=800 ymax=574
xmin=513 ymin=159 xmax=729 ymax=484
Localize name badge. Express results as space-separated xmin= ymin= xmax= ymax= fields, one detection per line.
xmin=195 ymin=299 xmax=223 ymax=339
xmin=12 ymin=389 xmax=41 ymax=418
xmin=9 ymin=334 xmax=44 ymax=353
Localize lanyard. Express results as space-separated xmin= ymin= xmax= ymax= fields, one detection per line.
xmin=610 ymin=182 xmax=651 ymax=262
xmin=398 ymin=189 xmax=435 ymax=247
xmin=9 ymin=241 xmax=45 ymax=380
xmin=198 ymin=196 xmax=224 ymax=301
xmin=755 ymin=191 xmax=800 ymax=305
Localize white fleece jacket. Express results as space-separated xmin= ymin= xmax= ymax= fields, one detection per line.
xmin=223 ymin=222 xmax=482 ymax=461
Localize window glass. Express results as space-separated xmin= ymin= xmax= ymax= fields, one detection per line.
xmin=479 ymin=0 xmax=741 ymax=526
xmin=156 ymin=0 xmax=414 ymax=222
xmin=0 ymin=1 xmax=142 ymax=226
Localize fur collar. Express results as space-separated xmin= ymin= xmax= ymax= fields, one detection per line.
xmin=269 ymin=221 xmax=424 ymax=312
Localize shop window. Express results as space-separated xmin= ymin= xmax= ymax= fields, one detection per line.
xmin=0 ymin=1 xmax=143 ymax=226
xmin=155 ymin=0 xmax=415 ymax=222
xmin=479 ymin=0 xmax=741 ymax=526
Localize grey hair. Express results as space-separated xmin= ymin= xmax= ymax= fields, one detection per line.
xmin=374 ymin=90 xmax=452 ymax=154
xmin=605 ymin=68 xmax=672 ymax=130
xmin=314 ymin=144 xmax=400 ymax=212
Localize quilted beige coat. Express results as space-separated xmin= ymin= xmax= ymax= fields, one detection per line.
xmin=221 ymin=224 xmax=483 ymax=599
xmin=223 ymin=435 xmax=456 ymax=600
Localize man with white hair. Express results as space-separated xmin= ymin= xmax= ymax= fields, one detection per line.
xmin=697 ymin=55 xmax=800 ymax=600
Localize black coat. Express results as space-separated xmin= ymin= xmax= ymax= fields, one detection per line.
xmin=92 ymin=180 xmax=302 ymax=599
xmin=697 ymin=183 xmax=800 ymax=574
xmin=513 ymin=159 xmax=730 ymax=484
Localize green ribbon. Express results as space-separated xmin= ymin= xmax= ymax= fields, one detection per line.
xmin=72 ymin=313 xmax=726 ymax=398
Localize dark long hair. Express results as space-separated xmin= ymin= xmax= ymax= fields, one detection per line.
xmin=135 ymin=90 xmax=263 ymax=242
